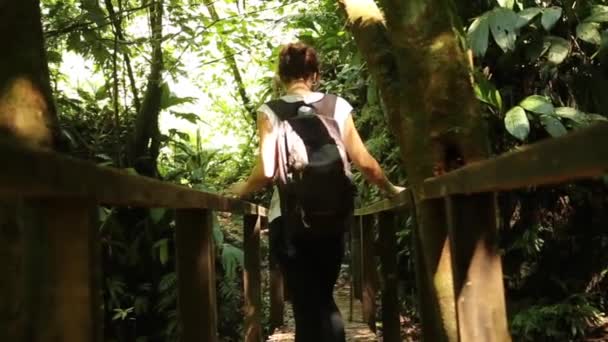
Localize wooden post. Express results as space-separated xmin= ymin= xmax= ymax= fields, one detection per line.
xmin=22 ymin=200 xmax=101 ymax=342
xmin=378 ymin=211 xmax=400 ymax=342
xmin=243 ymin=214 xmax=262 ymax=342
xmin=445 ymin=195 xmax=510 ymax=342
xmin=269 ymin=223 xmax=284 ymax=330
xmin=175 ymin=208 xmax=217 ymax=342
xmin=360 ymin=215 xmax=377 ymax=332
xmin=351 ymin=216 xmax=362 ymax=302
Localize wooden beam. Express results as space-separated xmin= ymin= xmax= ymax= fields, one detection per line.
xmin=243 ymin=215 xmax=262 ymax=342
xmin=354 ymin=189 xmax=411 ymax=216
xmin=23 ymin=201 xmax=101 ymax=342
xmin=360 ymin=215 xmax=377 ymax=332
xmin=378 ymin=211 xmax=401 ymax=342
xmin=445 ymin=195 xmax=510 ymax=342
xmin=422 ymin=123 xmax=608 ymax=199
xmin=175 ymin=209 xmax=217 ymax=342
xmin=269 ymin=234 xmax=284 ymax=330
xmin=350 ymin=217 xmax=362 ymax=302
xmin=0 ymin=138 xmax=267 ymax=216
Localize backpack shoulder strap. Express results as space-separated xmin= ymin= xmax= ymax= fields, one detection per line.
xmin=311 ymin=94 xmax=337 ymax=118
xmin=266 ymin=99 xmax=305 ymax=121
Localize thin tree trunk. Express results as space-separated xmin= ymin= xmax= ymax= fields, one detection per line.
xmin=104 ymin=0 xmax=141 ymax=114
xmin=203 ymin=0 xmax=256 ymax=122
xmin=129 ymin=0 xmax=163 ymax=176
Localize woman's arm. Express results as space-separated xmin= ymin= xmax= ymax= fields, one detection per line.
xmin=343 ymin=114 xmax=404 ymax=196
xmin=227 ymin=111 xmax=277 ymax=197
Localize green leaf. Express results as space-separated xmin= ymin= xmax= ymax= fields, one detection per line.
xmin=149 ymin=208 xmax=166 ymax=224
xmin=585 ymin=5 xmax=608 ymax=23
xmin=497 ymin=0 xmax=514 ymax=9
xmin=587 ymin=113 xmax=608 ymax=122
xmin=504 ymin=106 xmax=530 ymax=140
xmin=170 ymin=112 xmax=201 ymax=124
xmin=577 ymin=22 xmax=602 ymax=45
xmin=468 ymin=15 xmax=490 ymax=57
xmin=517 ymin=7 xmax=542 ymax=28
xmin=541 ymin=7 xmax=562 ymax=31
xmin=520 ymin=95 xmax=554 ymax=115
xmin=474 ymin=75 xmax=503 ymax=110
xmin=555 ymin=107 xmax=587 ymax=124
xmin=540 ymin=115 xmax=568 ymax=137
xmin=489 ymin=8 xmax=519 ymax=52
xmin=153 ymin=238 xmax=169 ymax=265
xmin=221 ymin=243 xmax=244 ymax=280
xmin=544 ymin=36 xmax=570 ymax=64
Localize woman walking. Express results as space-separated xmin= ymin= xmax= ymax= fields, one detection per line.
xmin=228 ymin=42 xmax=403 ymax=342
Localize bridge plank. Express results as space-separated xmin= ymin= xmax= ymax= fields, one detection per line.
xmin=0 ymin=139 xmax=266 ymax=215
xmin=422 ymin=123 xmax=608 ymax=199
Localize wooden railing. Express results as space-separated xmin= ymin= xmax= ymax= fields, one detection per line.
xmin=0 ymin=138 xmax=267 ymax=342
xmin=342 ymin=122 xmax=608 ymax=341
xmin=1 ymin=122 xmax=606 ymax=342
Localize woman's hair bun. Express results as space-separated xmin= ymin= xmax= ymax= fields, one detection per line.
xmin=278 ymin=42 xmax=319 ymax=83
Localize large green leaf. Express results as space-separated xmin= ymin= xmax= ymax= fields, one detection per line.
xmin=505 ymin=106 xmax=530 ymax=141
xmin=540 ymin=115 xmax=567 ymax=137
xmin=541 ymin=6 xmax=562 ymax=31
xmin=577 ymin=22 xmax=602 ymax=45
xmin=520 ymin=95 xmax=554 ymax=115
xmin=585 ymin=5 xmax=608 ymax=23
xmin=468 ymin=15 xmax=490 ymax=57
xmin=555 ymin=107 xmax=587 ymax=124
xmin=517 ymin=7 xmax=542 ymax=28
xmin=489 ymin=8 xmax=519 ymax=52
xmin=544 ymin=36 xmax=570 ymax=64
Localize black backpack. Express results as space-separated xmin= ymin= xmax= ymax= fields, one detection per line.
xmin=266 ymin=94 xmax=355 ymax=235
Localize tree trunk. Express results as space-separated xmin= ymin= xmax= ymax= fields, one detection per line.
xmin=0 ymin=1 xmax=61 ymax=341
xmin=340 ymin=0 xmax=510 ymax=340
xmin=129 ymin=0 xmax=164 ymax=176
xmin=104 ymin=0 xmax=141 ymax=114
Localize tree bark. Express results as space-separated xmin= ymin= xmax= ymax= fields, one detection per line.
xmin=129 ymin=0 xmax=164 ymax=176
xmin=104 ymin=0 xmax=141 ymax=114
xmin=341 ymin=0 xmax=510 ymax=340
xmin=0 ymin=1 xmax=61 ymax=341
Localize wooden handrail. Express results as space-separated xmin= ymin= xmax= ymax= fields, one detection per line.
xmin=354 ymin=189 xmax=412 ymax=216
xmin=421 ymin=122 xmax=608 ymax=200
xmin=0 ymin=138 xmax=267 ymax=216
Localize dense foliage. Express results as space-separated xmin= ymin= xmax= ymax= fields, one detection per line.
xmin=38 ymin=0 xmax=607 ymax=340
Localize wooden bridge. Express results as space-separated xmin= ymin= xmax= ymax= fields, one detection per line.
xmin=0 ymin=122 xmax=606 ymax=342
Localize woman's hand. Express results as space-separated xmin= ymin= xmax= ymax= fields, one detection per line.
xmin=389 ymin=184 xmax=406 ymax=197
xmin=226 ymin=181 xmax=249 ymax=199
xmin=384 ymin=182 xmax=406 ymax=198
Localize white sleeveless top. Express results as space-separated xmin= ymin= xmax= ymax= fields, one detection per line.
xmin=258 ymin=92 xmax=353 ymax=222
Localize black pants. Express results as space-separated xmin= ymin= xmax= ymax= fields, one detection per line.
xmin=270 ymin=216 xmax=347 ymax=342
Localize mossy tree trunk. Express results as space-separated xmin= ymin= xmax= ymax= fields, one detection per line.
xmin=340 ymin=0 xmax=510 ymax=341
xmin=0 ymin=1 xmax=59 ymax=341
xmin=129 ymin=0 xmax=164 ymax=176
